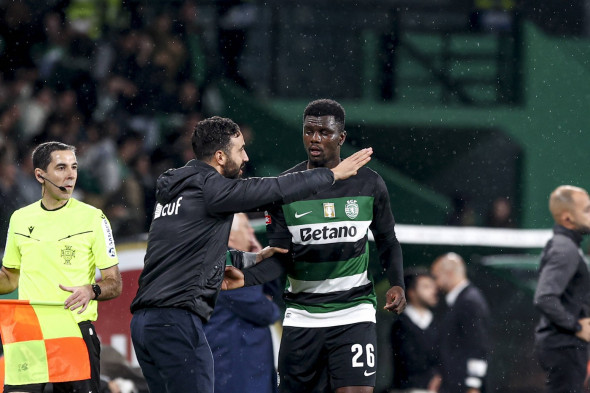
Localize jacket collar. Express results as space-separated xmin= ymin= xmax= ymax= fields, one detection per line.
xmin=554 ymin=224 xmax=583 ymax=246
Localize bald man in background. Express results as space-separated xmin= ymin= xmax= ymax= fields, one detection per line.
xmin=534 ymin=185 xmax=590 ymax=393
xmin=431 ymin=253 xmax=490 ymax=393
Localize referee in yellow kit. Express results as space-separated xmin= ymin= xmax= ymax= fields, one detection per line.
xmin=0 ymin=141 xmax=123 ymax=393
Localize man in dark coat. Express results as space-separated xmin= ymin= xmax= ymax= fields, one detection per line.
xmin=534 ymin=185 xmax=590 ymax=393
xmin=390 ymin=268 xmax=440 ymax=392
xmin=431 ymin=253 xmax=491 ymax=393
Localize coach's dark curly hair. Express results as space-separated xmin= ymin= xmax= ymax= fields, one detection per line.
xmin=192 ymin=116 xmax=241 ymax=160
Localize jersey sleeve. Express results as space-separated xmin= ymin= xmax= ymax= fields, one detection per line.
xmin=92 ymin=210 xmax=119 ymax=270
xmin=2 ymin=214 xmax=21 ymax=269
xmin=265 ymin=204 xmax=292 ymax=249
xmin=369 ymin=175 xmax=404 ymax=288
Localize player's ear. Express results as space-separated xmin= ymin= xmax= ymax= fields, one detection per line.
xmin=339 ymin=130 xmax=347 ymax=146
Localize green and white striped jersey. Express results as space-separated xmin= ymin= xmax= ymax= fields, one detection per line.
xmin=266 ymin=162 xmax=402 ymax=327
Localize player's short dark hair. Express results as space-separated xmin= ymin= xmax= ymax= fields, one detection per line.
xmin=404 ymin=267 xmax=433 ymax=291
xmin=32 ymin=141 xmax=76 ymax=171
xmin=303 ymin=99 xmax=345 ymax=132
xmin=192 ymin=116 xmax=241 ymax=160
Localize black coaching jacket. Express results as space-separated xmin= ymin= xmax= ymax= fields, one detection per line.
xmin=130 ymin=159 xmax=335 ymax=322
xmin=534 ymin=225 xmax=590 ymax=348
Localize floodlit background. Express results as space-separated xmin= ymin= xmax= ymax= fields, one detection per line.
xmin=1 ymin=1 xmax=590 ymax=392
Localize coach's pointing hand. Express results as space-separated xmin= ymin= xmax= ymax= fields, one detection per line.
xmin=331 ymin=148 xmax=372 ymax=181
xmin=384 ymin=285 xmax=406 ymax=314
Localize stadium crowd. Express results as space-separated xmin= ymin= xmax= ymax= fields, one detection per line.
xmin=0 ymin=0 xmax=249 ymax=247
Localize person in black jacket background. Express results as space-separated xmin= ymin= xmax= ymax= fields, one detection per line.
xmin=534 ymin=185 xmax=590 ymax=393
xmin=129 ymin=116 xmax=373 ymax=393
xmin=431 ymin=253 xmax=491 ymax=393
xmin=390 ymin=268 xmax=440 ymax=393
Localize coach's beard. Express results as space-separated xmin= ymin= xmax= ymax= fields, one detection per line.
xmin=223 ymin=159 xmax=245 ymax=179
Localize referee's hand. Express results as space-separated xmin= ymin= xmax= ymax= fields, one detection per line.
xmin=331 ymin=148 xmax=372 ymax=181
xmin=60 ymin=283 xmax=93 ymax=314
xmin=384 ymin=286 xmax=406 ymax=314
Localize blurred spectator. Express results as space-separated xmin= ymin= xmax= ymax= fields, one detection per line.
xmin=204 ymin=213 xmax=281 ymax=393
xmin=446 ymin=193 xmax=477 ymax=226
xmin=390 ymin=268 xmax=440 ymax=393
xmin=17 ymin=83 xmax=55 ymax=143
xmin=104 ymin=131 xmax=146 ymax=238
xmin=431 ymin=253 xmax=490 ymax=393
xmin=0 ymin=1 xmax=44 ymax=79
xmin=216 ymin=0 xmax=257 ymax=88
xmin=0 ymin=1 xmax=210 ymax=241
xmin=486 ymin=197 xmax=514 ymax=228
xmin=100 ymin=345 xmax=148 ymax=393
xmin=0 ymin=144 xmax=33 ymax=248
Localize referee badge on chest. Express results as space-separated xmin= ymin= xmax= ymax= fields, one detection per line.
xmin=61 ymin=245 xmax=76 ymax=265
xmin=323 ymin=203 xmax=336 ymax=218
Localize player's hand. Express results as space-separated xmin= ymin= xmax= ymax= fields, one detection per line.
xmin=221 ymin=266 xmax=245 ymax=290
xmin=331 ymin=148 xmax=372 ymax=181
xmin=576 ymin=318 xmax=590 ymax=342
xmin=255 ymin=246 xmax=289 ymax=263
xmin=384 ymin=285 xmax=406 ymax=314
xmin=60 ymin=283 xmax=93 ymax=314
xmin=427 ymin=373 xmax=442 ymax=392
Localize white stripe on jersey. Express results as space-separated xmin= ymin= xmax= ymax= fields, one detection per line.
xmin=282 ymin=303 xmax=376 ymax=327
xmin=287 ymin=271 xmax=371 ymax=294
xmin=288 ymin=220 xmax=372 ymax=245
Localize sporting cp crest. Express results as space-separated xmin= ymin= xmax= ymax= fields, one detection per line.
xmin=345 ymin=200 xmax=359 ymax=219
xmin=61 ymin=245 xmax=76 ymax=265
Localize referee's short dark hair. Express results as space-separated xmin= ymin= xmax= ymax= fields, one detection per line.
xmin=303 ymin=99 xmax=345 ymax=132
xmin=404 ymin=267 xmax=433 ymax=291
xmin=32 ymin=141 xmax=76 ymax=171
xmin=192 ymin=116 xmax=241 ymax=160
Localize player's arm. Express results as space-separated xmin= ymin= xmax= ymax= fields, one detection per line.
xmin=0 ymin=266 xmax=19 ymax=294
xmin=370 ymin=176 xmax=406 ymax=314
xmin=227 ymin=246 xmax=288 ymax=269
xmin=204 ymin=148 xmax=372 ymax=214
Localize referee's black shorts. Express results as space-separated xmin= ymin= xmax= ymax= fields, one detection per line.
xmin=278 ymin=322 xmax=377 ymax=393
xmin=4 ymin=321 xmax=101 ymax=393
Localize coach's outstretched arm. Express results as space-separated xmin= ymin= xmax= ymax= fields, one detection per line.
xmin=203 ymin=148 xmax=373 ymax=214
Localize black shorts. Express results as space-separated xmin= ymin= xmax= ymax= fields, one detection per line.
xmin=278 ymin=322 xmax=377 ymax=393
xmin=4 ymin=321 xmax=101 ymax=393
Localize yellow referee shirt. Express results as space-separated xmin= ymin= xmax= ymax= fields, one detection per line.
xmin=2 ymin=198 xmax=118 ymax=323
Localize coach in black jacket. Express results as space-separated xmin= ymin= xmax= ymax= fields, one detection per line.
xmin=431 ymin=253 xmax=491 ymax=393
xmin=534 ymin=185 xmax=590 ymax=393
xmin=129 ymin=116 xmax=372 ymax=393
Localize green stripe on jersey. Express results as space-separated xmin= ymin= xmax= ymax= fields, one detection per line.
xmin=289 ymin=246 xmax=369 ymax=281
xmin=283 ymin=196 xmax=374 ymax=226
xmin=285 ymin=296 xmax=376 ymax=313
